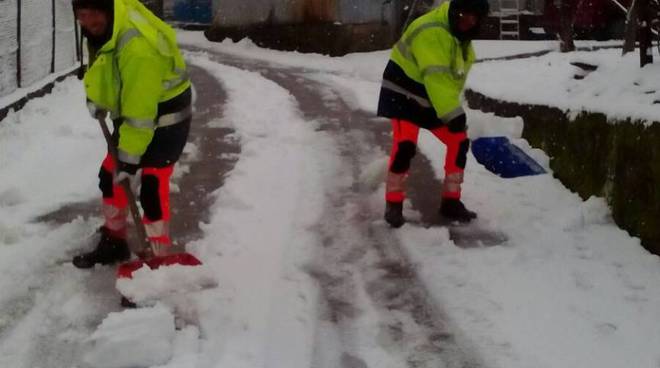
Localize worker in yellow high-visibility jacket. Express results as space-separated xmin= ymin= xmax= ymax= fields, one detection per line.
xmin=71 ymin=0 xmax=192 ymax=268
xmin=377 ymin=0 xmax=489 ymax=227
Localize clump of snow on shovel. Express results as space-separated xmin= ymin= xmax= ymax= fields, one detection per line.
xmin=116 ymin=263 xmax=218 ymax=305
xmin=84 ymin=303 xmax=176 ymax=368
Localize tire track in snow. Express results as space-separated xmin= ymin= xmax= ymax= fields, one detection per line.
xmin=0 ymin=66 xmax=236 ymax=368
xmin=184 ymin=54 xmax=336 ymax=368
xmin=36 ymin=65 xmax=238 ymax=251
xmin=269 ymin=70 xmax=486 ymax=368
xmin=0 ymin=242 xmax=123 ymax=368
xmin=190 ymin=48 xmax=487 ymax=368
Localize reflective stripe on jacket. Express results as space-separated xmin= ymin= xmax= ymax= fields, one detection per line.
xmin=84 ymin=0 xmax=191 ymax=164
xmin=377 ymin=2 xmax=475 ymax=129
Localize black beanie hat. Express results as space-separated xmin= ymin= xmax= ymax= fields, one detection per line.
xmin=72 ymin=0 xmax=114 ymax=12
xmin=448 ymin=0 xmax=490 ymax=41
xmin=450 ymin=0 xmax=490 ymax=17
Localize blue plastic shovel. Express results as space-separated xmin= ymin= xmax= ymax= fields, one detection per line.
xmin=471 ymin=136 xmax=546 ymax=178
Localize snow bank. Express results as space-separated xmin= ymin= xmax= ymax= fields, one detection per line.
xmin=183 ymin=53 xmax=337 ymax=368
xmin=0 ymin=77 xmax=102 ymax=225
xmin=405 ymin=114 xmax=660 ymax=368
xmin=84 ymin=304 xmax=176 ymax=368
xmin=468 ymin=49 xmax=660 ymax=124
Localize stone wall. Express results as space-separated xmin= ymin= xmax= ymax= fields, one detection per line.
xmin=465 ymin=90 xmax=660 ymax=255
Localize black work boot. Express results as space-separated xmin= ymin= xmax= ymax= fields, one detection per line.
xmin=72 ymin=227 xmax=131 ymax=269
xmin=384 ymin=201 xmax=405 ymax=228
xmin=439 ymin=198 xmax=477 ymax=223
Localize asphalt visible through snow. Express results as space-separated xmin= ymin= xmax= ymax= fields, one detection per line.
xmin=38 ymin=64 xmax=239 ymax=252
xmin=188 ymin=48 xmax=489 ymax=368
xmin=24 ymin=49 xmax=491 ymax=368
xmin=5 ymin=65 xmax=239 ymax=368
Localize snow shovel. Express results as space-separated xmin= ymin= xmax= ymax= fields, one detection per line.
xmin=95 ymin=117 xmax=202 ymax=282
xmin=471 ymin=136 xmax=546 ymax=178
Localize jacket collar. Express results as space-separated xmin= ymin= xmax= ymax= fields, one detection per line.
xmin=98 ymin=0 xmax=128 ymax=52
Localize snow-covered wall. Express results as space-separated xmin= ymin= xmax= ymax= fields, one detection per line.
xmin=465 ymin=49 xmax=660 ymax=254
xmin=0 ymin=0 xmax=19 ymax=98
xmin=0 ymin=0 xmax=77 ymax=100
xmin=20 ymin=0 xmax=54 ymax=87
xmin=54 ymin=0 xmax=77 ymax=72
xmin=466 ymin=88 xmax=660 ymax=256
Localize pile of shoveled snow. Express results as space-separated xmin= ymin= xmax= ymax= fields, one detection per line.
xmin=86 ymin=262 xmax=216 ymax=368
xmin=84 ymin=304 xmax=176 ymax=368
xmin=115 ymin=263 xmax=217 ymax=305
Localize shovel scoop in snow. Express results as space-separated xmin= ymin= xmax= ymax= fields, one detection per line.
xmin=471 ymin=136 xmax=546 ymax=178
xmin=116 ymin=252 xmax=202 ymax=279
xmin=116 ymin=252 xmax=203 ymax=308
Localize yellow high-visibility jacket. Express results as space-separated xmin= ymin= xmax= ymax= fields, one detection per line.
xmin=377 ymin=2 xmax=475 ymax=130
xmin=84 ymin=0 xmax=191 ymax=165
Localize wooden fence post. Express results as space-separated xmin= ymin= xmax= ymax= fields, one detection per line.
xmin=558 ymin=0 xmax=575 ymax=52
xmin=638 ymin=0 xmax=653 ymax=66
xmin=622 ymin=0 xmax=638 ymax=55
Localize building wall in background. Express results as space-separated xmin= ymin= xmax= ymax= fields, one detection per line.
xmin=210 ymin=0 xmax=393 ymax=27
xmin=205 ymin=0 xmax=403 ymax=55
xmin=211 ymin=0 xmax=275 ymax=26
xmin=336 ymin=0 xmax=386 ymax=24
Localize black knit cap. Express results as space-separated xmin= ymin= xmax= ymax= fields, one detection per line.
xmin=72 ymin=0 xmax=114 ymax=12
xmin=450 ymin=0 xmax=490 ymax=17
xmin=448 ymin=0 xmax=490 ymax=41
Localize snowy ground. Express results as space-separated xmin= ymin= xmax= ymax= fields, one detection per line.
xmin=468 ymin=47 xmax=660 ymax=123
xmin=0 ymin=32 xmax=659 ymax=368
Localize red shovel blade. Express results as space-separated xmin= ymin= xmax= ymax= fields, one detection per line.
xmin=116 ymin=252 xmax=202 ymax=279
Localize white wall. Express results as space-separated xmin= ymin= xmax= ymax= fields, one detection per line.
xmin=0 ymin=0 xmax=19 ymax=98
xmin=0 ymin=0 xmax=77 ymax=99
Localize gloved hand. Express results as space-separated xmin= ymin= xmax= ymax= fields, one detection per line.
xmin=87 ymin=101 xmax=108 ymax=120
xmin=113 ymin=161 xmax=139 ymax=186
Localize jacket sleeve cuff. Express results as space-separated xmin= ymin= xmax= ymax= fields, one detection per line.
xmin=118 ymin=149 xmax=142 ymax=165
xmin=440 ymin=106 xmax=465 ymax=122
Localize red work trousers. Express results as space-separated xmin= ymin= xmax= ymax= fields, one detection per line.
xmin=386 ymin=118 xmax=467 ymax=203
xmin=99 ymin=153 xmax=173 ymax=245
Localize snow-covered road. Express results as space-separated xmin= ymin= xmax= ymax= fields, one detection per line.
xmin=0 ymin=34 xmax=659 ymax=368
xmin=198 ymin=50 xmax=487 ymax=367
